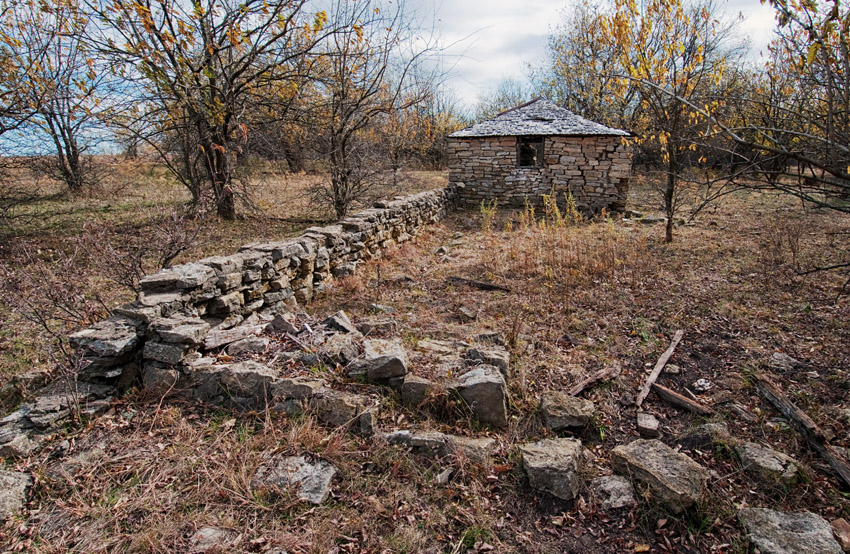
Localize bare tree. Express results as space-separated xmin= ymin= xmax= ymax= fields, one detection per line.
xmin=308 ymin=0 xmax=439 ymax=219
xmin=87 ymin=0 xmax=339 ymax=219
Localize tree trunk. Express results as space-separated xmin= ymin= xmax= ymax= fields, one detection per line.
xmin=664 ymin=152 xmax=677 ymax=243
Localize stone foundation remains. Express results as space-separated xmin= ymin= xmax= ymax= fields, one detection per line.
xmin=67 ymin=188 xmax=455 ymax=389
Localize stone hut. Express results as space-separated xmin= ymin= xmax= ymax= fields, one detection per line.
xmin=448 ymin=98 xmax=632 ymax=214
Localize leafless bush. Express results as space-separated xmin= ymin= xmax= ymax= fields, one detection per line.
xmin=78 ymin=206 xmax=205 ymax=292
xmin=0 ymin=247 xmax=111 ymax=355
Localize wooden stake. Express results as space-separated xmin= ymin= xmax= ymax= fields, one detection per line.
xmin=636 ymin=330 xmax=684 ymax=408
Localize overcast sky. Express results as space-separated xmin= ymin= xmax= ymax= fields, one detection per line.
xmin=428 ymin=0 xmax=779 ymax=111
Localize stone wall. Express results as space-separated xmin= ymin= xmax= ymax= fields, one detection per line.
xmin=68 ymin=188 xmax=455 ymax=388
xmin=448 ymin=135 xmax=631 ymax=214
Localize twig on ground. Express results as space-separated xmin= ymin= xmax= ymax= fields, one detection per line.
xmin=652 ymin=383 xmax=714 ymax=416
xmin=446 ymin=276 xmax=511 ymax=293
xmin=569 ymin=363 xmax=622 ymax=396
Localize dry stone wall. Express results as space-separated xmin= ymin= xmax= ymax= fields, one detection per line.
xmin=448 ymin=136 xmax=631 ymax=214
xmin=67 ymin=188 xmax=455 ymax=388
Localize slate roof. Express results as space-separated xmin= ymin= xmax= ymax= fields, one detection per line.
xmin=450 ymin=98 xmax=630 ymax=138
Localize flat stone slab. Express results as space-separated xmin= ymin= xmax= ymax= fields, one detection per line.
xmin=679 ymin=422 xmax=730 ymax=450
xmin=149 ymin=315 xmax=210 ymax=346
xmin=612 ymin=439 xmax=709 ymax=513
xmin=190 ymin=526 xmax=230 ymax=553
xmin=465 ymin=346 xmax=510 ymax=378
xmin=637 ymin=412 xmax=660 ymax=438
xmin=352 ymin=338 xmax=408 ymax=381
xmin=739 ymin=508 xmax=843 ymax=554
xmin=323 ymin=310 xmax=358 ymax=334
xmin=226 ymin=337 xmax=270 ymax=356
xmin=736 ymin=442 xmax=800 ymax=484
xmin=0 ymin=470 xmax=31 ymax=520
xmin=218 ymin=361 xmax=278 ymax=398
xmin=251 ymin=455 xmax=336 ymax=505
xmin=519 ymin=438 xmax=583 ymax=501
xmin=540 ymin=391 xmax=595 ymax=430
xmin=401 ymin=375 xmax=435 ymax=405
xmin=384 ymin=430 xmax=496 ymax=463
xmin=451 ymin=365 xmax=508 ymax=428
xmin=589 ymin=475 xmax=636 ymax=510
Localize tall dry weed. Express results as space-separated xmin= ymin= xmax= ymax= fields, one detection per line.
xmin=501 ymin=193 xmax=649 ymax=291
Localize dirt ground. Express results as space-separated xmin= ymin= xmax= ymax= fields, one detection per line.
xmin=2 ymin=173 xmax=850 ymax=553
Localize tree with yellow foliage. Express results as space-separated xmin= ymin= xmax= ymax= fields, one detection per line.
xmin=599 ymin=0 xmax=741 ymax=242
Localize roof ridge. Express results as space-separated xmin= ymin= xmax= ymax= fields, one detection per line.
xmin=494 ymin=97 xmax=546 ymax=118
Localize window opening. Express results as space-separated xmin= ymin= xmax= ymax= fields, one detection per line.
xmin=517 ymin=136 xmax=544 ymax=167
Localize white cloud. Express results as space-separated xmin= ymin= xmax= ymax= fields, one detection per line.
xmin=426 ymin=0 xmax=779 ymax=111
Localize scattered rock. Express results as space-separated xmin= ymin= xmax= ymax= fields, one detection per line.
xmin=226 ymin=337 xmax=270 ymax=356
xmin=318 ymin=333 xmax=359 ymax=365
xmin=739 ymin=508 xmax=843 ymax=554
xmin=266 ymin=314 xmax=299 ymax=334
xmin=190 ymin=526 xmax=230 ymax=553
xmin=0 ymin=470 xmax=31 ymax=520
xmin=323 ymin=311 xmax=358 ymax=334
xmin=356 ymin=318 xmax=398 ymax=336
xmin=401 ymin=375 xmax=435 ymax=405
xmin=589 ymin=475 xmax=636 ymax=510
xmin=612 ymin=439 xmax=709 ymax=513
xmin=519 ymin=438 xmax=583 ymax=501
xmin=830 ymin=518 xmax=850 ymax=552
xmin=638 ymin=215 xmax=666 ymax=225
xmin=664 ymin=364 xmax=681 ymax=375
xmin=692 ymin=378 xmax=713 ymax=393
xmin=540 ymin=391 xmax=595 ymax=430
xmin=465 ymin=346 xmax=510 ymax=378
xmin=435 ymin=467 xmax=453 ymax=485
xmin=679 ymin=422 xmax=731 ymax=450
xmin=457 ymin=306 xmax=477 ymax=322
xmin=143 ymin=365 xmax=180 ymax=397
xmin=316 ymin=390 xmax=370 ymax=428
xmin=435 ymin=245 xmax=449 ymax=255
xmin=637 ymin=412 xmax=661 ymax=438
xmin=369 ymin=303 xmax=396 ymax=314
xmin=736 ymin=442 xmax=800 ymax=484
xmin=0 ymin=433 xmax=39 ymax=458
xmin=451 ymin=365 xmax=508 ymax=428
xmin=350 ymin=339 xmax=408 ymax=382
xmin=384 ymin=430 xmax=496 ymax=463
xmin=771 ymin=352 xmax=803 ymax=372
xmin=219 ymin=361 xmax=278 ymax=399
xmin=251 ymin=455 xmax=336 ymax=505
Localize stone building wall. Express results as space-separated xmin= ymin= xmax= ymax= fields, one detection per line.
xmin=68 ymin=188 xmax=456 ymax=388
xmin=448 ymin=135 xmax=631 ymax=214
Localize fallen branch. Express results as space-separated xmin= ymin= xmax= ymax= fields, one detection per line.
xmin=636 ymin=330 xmax=684 ymax=408
xmin=569 ymin=364 xmax=622 ymax=396
xmin=652 ymin=383 xmax=714 ymax=416
xmin=446 ymin=276 xmax=511 ymax=293
xmin=755 ymin=373 xmax=850 ymax=488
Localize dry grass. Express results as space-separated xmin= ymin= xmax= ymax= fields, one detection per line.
xmin=2 ymin=173 xmax=850 ymax=552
